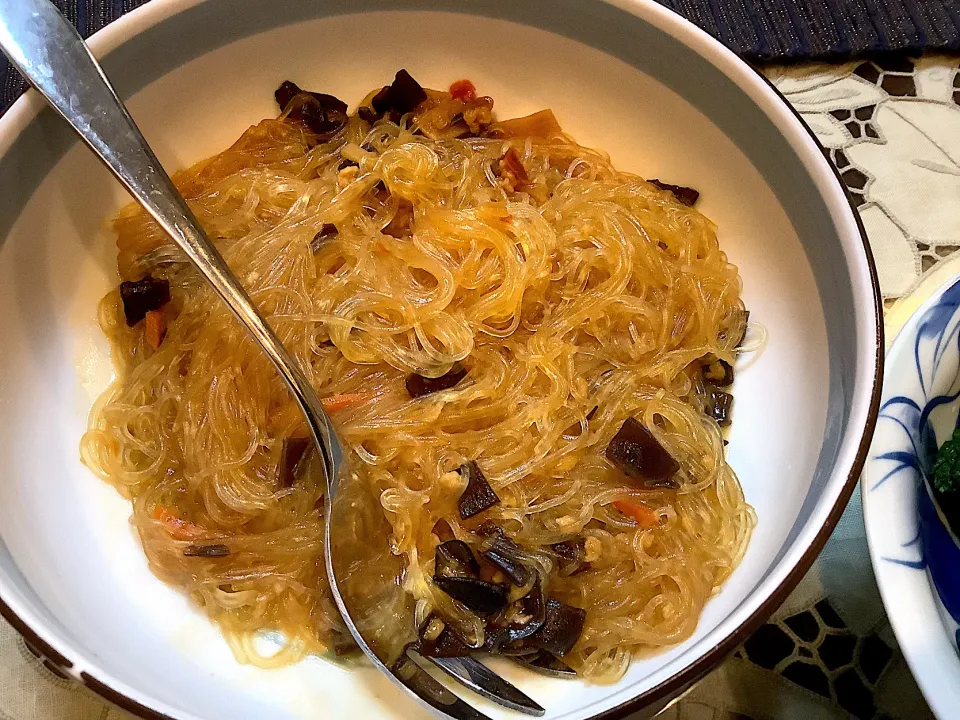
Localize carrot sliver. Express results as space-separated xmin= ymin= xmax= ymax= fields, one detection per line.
xmin=320 ymin=392 xmax=375 ymax=414
xmin=152 ymin=506 xmax=206 ymax=541
xmin=612 ymin=499 xmax=659 ymax=528
xmin=144 ymin=309 xmax=167 ymax=349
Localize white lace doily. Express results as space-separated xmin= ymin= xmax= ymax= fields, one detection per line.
xmin=765 ymin=55 xmax=960 ymax=299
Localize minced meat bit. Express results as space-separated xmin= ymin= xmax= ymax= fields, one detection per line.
xmin=498 ymin=148 xmax=529 ymax=192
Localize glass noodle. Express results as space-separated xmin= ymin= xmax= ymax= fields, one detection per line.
xmin=80 ymin=78 xmax=754 ymax=682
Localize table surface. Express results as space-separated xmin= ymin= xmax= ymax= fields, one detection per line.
xmin=1 ymin=45 xmax=958 ymax=720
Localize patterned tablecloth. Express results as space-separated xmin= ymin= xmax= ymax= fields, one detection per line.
xmin=1 ymin=53 xmax=959 ymax=720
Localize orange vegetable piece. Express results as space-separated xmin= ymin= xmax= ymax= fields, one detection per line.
xmin=612 ymin=499 xmax=659 ymax=528
xmin=144 ymin=309 xmax=167 ymax=349
xmin=152 ymin=506 xmax=206 ymax=541
xmin=449 ymin=79 xmax=477 ymax=101
xmin=320 ymin=392 xmax=374 ymax=413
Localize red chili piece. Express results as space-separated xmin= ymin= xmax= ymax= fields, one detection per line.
xmin=450 ymin=79 xmax=477 ymax=101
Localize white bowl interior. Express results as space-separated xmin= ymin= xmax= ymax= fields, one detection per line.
xmin=0 ymin=3 xmax=876 ymax=719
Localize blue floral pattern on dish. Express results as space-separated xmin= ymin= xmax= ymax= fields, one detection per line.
xmin=875 ymin=279 xmax=960 ymax=648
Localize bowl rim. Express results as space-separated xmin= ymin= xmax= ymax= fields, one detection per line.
xmin=0 ymin=0 xmax=883 ymax=718
xmin=863 ymin=274 xmax=960 ymax=720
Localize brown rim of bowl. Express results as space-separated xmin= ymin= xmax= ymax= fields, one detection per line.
xmin=0 ymin=22 xmax=884 ymax=720
xmin=591 ymin=68 xmax=885 ymax=720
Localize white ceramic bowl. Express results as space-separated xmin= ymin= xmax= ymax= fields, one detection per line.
xmin=0 ymin=1 xmax=882 ymax=718
xmin=863 ymin=276 xmax=960 ymax=719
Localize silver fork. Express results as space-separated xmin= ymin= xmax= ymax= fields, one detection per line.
xmin=0 ymin=1 xmax=545 ymax=717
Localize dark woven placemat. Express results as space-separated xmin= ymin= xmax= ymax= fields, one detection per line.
xmin=664 ymin=0 xmax=960 ymax=59
xmin=2 ymin=0 xmax=960 ymax=113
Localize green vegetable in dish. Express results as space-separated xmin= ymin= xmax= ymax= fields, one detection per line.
xmin=933 ymin=428 xmax=960 ymax=494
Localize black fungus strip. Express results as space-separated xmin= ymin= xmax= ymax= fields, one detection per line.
xmin=370 ymin=86 xmax=392 ymax=115
xmin=485 ymin=577 xmax=547 ymax=652
xmin=550 ymin=539 xmax=586 ymax=576
xmin=183 ymin=544 xmax=231 ymax=558
xmin=382 ymin=69 xmax=428 ymax=115
xmin=605 ymin=417 xmax=680 ymax=487
xmin=274 ymin=81 xmax=348 ymax=140
xmin=483 ymin=546 xmax=531 ymax=587
xmin=531 ymin=599 xmax=586 ymax=657
xmin=357 ymin=106 xmax=380 ymax=123
xmin=435 ymin=540 xmax=481 ymax=579
xmin=433 ymin=576 xmax=508 ymax=616
xmin=432 ymin=518 xmax=455 ymax=543
xmin=274 ymin=80 xmax=349 ymax=115
xmin=457 ymin=462 xmax=500 ymax=519
xmin=418 ymin=618 xmax=473 ymax=658
xmin=514 ymin=650 xmax=576 ymax=677
xmin=708 ymin=389 xmax=734 ymax=427
xmin=310 ymin=223 xmax=338 ymax=253
xmin=274 ymin=80 xmax=302 ymax=110
xmin=288 ymin=98 xmax=348 ymax=140
xmin=703 ymin=357 xmax=735 ymax=387
xmin=405 ymin=363 xmax=467 ymax=398
xmin=476 ymin=520 xmax=504 ymax=538
xmin=649 ymin=179 xmax=700 ymax=206
xmin=278 ymin=436 xmax=310 ymax=488
xmin=120 ymin=275 xmax=170 ymax=326
xmin=390 ymin=70 xmax=428 ymax=112
xmin=475 ymin=524 xmax=532 ymax=586
xmin=495 ymin=644 xmax=539 ymax=657
xmin=513 ymin=580 xmax=546 ymax=638
xmin=736 ymin=310 xmax=751 ymax=348
xmin=308 ymin=92 xmax=348 ymax=115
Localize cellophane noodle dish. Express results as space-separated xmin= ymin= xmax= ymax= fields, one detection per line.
xmin=81 ymin=70 xmax=755 ymax=682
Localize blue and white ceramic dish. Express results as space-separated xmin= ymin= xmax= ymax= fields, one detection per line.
xmin=864 ymin=277 xmax=960 ymax=719
xmin=0 ymin=1 xmax=881 ymax=718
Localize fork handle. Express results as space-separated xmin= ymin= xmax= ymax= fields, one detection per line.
xmin=0 ymin=0 xmax=342 ymax=474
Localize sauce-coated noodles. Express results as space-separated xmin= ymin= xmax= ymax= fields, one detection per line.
xmin=81 ymin=74 xmax=753 ymax=681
